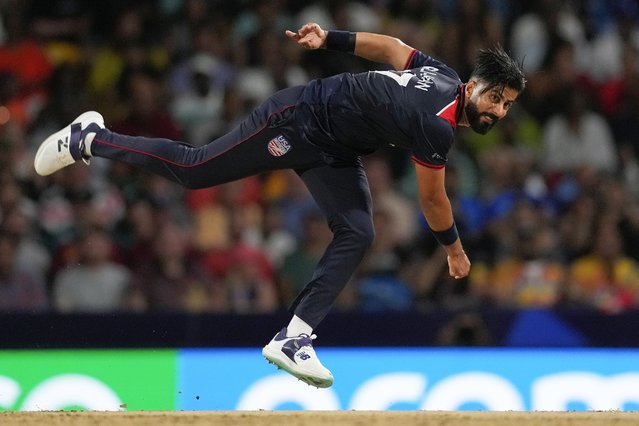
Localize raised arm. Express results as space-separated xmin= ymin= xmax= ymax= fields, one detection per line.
xmin=286 ymin=22 xmax=415 ymax=70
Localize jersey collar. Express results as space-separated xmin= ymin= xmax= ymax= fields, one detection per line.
xmin=436 ymin=84 xmax=465 ymax=129
xmin=455 ymin=84 xmax=466 ymax=126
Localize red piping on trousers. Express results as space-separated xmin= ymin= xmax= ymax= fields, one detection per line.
xmin=93 ymin=105 xmax=296 ymax=168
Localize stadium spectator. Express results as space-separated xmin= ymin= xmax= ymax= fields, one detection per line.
xmin=129 ymin=220 xmax=225 ymax=313
xmin=113 ymin=196 xmax=160 ymax=269
xmin=0 ymin=230 xmax=49 ymax=313
xmin=269 ymin=170 xmax=319 ymax=242
xmin=35 ymin=182 xmax=82 ymax=254
xmin=254 ymin=202 xmax=297 ymax=270
xmin=0 ymin=7 xmax=52 ymax=131
xmin=356 ymin=207 xmax=414 ymax=313
xmin=226 ymin=245 xmax=279 ymax=314
xmin=0 ymin=207 xmax=50 ymax=281
xmin=568 ymin=218 xmax=639 ymax=313
xmin=279 ymin=209 xmax=331 ymax=306
xmin=541 ymin=86 xmax=617 ymax=177
xmin=559 ymin=192 xmax=598 ymax=262
xmin=165 ymin=0 xmax=216 ymax=61
xmin=88 ymin=5 xmax=168 ymax=118
xmin=364 ymin=154 xmax=418 ymax=246
xmin=509 ymin=0 xmax=588 ymax=77
xmin=588 ymin=0 xmax=639 ymax=84
xmin=524 ymin=38 xmax=593 ymax=124
xmin=112 ymin=66 xmax=182 ymax=142
xmin=169 ymin=23 xmax=235 ymax=146
xmin=52 ymin=227 xmax=131 ymax=313
xmin=471 ymin=199 xmax=566 ymax=308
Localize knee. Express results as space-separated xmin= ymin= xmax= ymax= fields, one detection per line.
xmin=332 ymin=213 xmax=375 ymax=250
xmin=358 ymin=219 xmax=375 ymax=248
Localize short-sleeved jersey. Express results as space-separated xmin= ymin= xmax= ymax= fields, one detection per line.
xmin=296 ymin=50 xmax=463 ymax=168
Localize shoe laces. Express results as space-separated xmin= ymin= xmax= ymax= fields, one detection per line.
xmin=296 ymin=334 xmax=317 ymax=349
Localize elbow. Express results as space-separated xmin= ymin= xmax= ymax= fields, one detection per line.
xmin=419 ymin=192 xmax=448 ymax=216
xmin=419 ymin=192 xmax=445 ymax=209
xmin=388 ymin=38 xmax=411 ymax=68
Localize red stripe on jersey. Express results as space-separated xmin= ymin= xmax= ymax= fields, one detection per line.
xmin=411 ymin=156 xmax=445 ymax=169
xmin=436 ymin=98 xmax=459 ymax=129
xmin=402 ymin=49 xmax=417 ymax=70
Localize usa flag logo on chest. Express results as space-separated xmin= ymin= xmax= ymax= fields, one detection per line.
xmin=267 ymin=135 xmax=291 ymax=156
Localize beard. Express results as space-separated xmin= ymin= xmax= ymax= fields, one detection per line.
xmin=465 ymin=100 xmax=499 ymax=134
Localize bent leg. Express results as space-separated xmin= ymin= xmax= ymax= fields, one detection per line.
xmin=289 ymin=159 xmax=375 ymax=328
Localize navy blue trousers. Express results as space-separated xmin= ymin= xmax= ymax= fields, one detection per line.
xmin=91 ymin=86 xmax=374 ymax=328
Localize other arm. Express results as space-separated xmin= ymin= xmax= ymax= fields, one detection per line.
xmin=285 ymin=23 xmax=414 ymax=70
xmin=414 ymin=164 xmax=470 ymax=279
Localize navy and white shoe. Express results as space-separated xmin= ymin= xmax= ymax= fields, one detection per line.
xmin=34 ymin=111 xmax=104 ymax=176
xmin=262 ymin=327 xmax=334 ymax=388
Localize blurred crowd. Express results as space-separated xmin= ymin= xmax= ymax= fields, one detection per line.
xmin=1 ymin=0 xmax=639 ymax=316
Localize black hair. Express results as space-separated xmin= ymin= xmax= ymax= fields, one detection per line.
xmin=470 ymin=44 xmax=526 ymax=94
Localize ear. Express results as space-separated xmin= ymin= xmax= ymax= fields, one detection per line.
xmin=465 ymin=80 xmax=477 ymax=98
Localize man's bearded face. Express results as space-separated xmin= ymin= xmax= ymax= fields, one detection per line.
xmin=465 ymin=96 xmax=499 ymax=135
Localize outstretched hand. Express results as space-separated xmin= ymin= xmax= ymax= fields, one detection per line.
xmin=285 ymin=22 xmax=327 ymax=50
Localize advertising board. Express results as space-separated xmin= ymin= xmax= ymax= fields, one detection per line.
xmin=0 ymin=350 xmax=176 ymax=411
xmin=2 ymin=348 xmax=638 ymax=411
xmin=179 ymin=348 xmax=639 ymax=411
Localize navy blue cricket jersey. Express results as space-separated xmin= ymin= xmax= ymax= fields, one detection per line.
xmin=296 ymin=49 xmax=464 ymax=168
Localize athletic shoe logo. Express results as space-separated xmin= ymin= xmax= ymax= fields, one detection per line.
xmin=297 ymin=351 xmax=311 ymax=361
xmin=267 ymin=135 xmax=291 ymax=157
xmin=58 ymin=136 xmax=69 ymax=152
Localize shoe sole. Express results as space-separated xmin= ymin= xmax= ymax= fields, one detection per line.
xmin=34 ymin=111 xmax=104 ymax=176
xmin=262 ymin=346 xmax=334 ymax=388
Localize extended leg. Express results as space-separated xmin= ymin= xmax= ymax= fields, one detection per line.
xmin=34 ymin=86 xmax=322 ymax=187
xmin=89 ymin=115 xmax=318 ymax=189
xmin=90 ymin=90 xmax=321 ymax=188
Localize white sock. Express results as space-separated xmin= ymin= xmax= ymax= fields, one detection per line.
xmin=286 ymin=315 xmax=313 ymax=337
xmin=83 ymin=132 xmax=96 ymax=157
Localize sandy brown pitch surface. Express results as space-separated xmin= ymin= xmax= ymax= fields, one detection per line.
xmin=2 ymin=411 xmax=639 ymax=426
